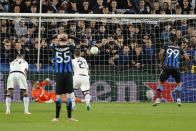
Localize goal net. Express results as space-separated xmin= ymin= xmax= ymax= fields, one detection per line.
xmin=0 ymin=14 xmax=196 ymax=103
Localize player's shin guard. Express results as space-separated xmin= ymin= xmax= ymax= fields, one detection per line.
xmin=6 ymin=95 xmax=11 ymax=113
xmin=66 ymin=98 xmax=72 ymax=118
xmin=56 ymin=98 xmax=62 ymax=118
xmin=23 ymin=96 xmax=29 ymax=113
xmin=176 ymin=87 xmax=182 ymax=99
xmin=157 ymin=85 xmax=163 ymax=98
xmin=71 ymin=92 xmax=76 ymax=110
xmin=84 ymin=94 xmax=91 ymax=107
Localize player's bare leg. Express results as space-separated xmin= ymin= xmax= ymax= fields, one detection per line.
xmin=84 ymin=91 xmax=91 ymax=111
xmin=5 ymin=89 xmax=12 ymax=115
xmin=22 ymin=89 xmax=31 ymax=114
xmin=153 ymin=82 xmax=163 ymax=106
xmin=176 ymin=83 xmax=182 ymax=107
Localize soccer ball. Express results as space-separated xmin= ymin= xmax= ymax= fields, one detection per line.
xmin=90 ymin=46 xmax=99 ymax=55
xmin=146 ymin=90 xmax=155 ymax=100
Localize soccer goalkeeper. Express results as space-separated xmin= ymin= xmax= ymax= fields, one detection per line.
xmin=31 ymin=79 xmax=82 ymax=103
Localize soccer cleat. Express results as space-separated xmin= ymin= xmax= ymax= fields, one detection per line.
xmin=153 ymin=98 xmax=160 ymax=106
xmin=51 ymin=118 xmax=60 ymax=122
xmin=66 ymin=118 xmax=79 ymax=122
xmin=177 ymin=98 xmax=182 ymax=107
xmin=87 ymin=105 xmax=91 ymax=111
xmin=5 ymin=112 xmax=10 ymax=115
xmin=24 ymin=112 xmax=31 ymax=115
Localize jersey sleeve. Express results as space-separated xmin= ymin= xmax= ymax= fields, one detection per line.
xmin=39 ymin=81 xmax=49 ymax=87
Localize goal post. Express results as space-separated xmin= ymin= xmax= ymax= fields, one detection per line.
xmin=0 ymin=13 xmax=196 ymax=102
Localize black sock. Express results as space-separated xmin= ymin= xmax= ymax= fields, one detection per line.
xmin=56 ymin=101 xmax=61 ymax=118
xmin=66 ymin=98 xmax=72 ymax=118
xmin=177 ymin=91 xmax=181 ymax=99
xmin=157 ymin=89 xmax=161 ymax=98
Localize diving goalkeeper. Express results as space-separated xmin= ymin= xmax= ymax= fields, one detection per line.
xmin=31 ymin=79 xmax=82 ymax=103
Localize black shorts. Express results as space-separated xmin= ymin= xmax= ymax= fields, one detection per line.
xmin=159 ymin=67 xmax=181 ymax=83
xmin=56 ymin=72 xmax=73 ymax=95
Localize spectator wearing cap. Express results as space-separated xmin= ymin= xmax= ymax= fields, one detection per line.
xmin=0 ymin=39 xmax=11 ymax=63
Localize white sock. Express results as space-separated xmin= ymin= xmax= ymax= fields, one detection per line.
xmin=6 ymin=97 xmax=11 ymax=113
xmin=23 ymin=97 xmax=29 ymax=113
xmin=85 ymin=94 xmax=91 ymax=106
xmin=71 ymin=92 xmax=75 ymax=108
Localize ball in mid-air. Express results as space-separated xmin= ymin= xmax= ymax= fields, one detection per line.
xmin=90 ymin=46 xmax=99 ymax=55
xmin=146 ymin=90 xmax=155 ymax=100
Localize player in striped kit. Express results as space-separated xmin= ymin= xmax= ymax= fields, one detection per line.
xmin=72 ymin=49 xmax=91 ymax=111
xmin=5 ymin=54 xmax=31 ymax=115
xmin=51 ymin=34 xmax=78 ymax=122
xmin=153 ymin=35 xmax=189 ymax=107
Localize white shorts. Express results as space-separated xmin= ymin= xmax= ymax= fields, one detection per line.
xmin=73 ymin=75 xmax=90 ymax=92
xmin=7 ymin=72 xmax=27 ymax=90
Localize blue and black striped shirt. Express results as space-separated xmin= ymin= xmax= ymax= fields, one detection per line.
xmin=54 ymin=45 xmax=74 ymax=73
xmin=163 ymin=45 xmax=184 ymax=68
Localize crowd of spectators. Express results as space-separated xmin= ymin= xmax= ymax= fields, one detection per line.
xmin=0 ymin=0 xmax=196 ymax=72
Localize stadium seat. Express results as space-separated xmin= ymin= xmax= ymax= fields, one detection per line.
xmin=39 ymin=65 xmax=54 ymax=72
xmin=0 ymin=63 xmax=9 ymax=72
xmin=28 ymin=64 xmax=37 ymax=72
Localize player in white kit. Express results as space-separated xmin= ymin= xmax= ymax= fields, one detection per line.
xmin=72 ymin=49 xmax=91 ymax=111
xmin=5 ymin=54 xmax=31 ymax=115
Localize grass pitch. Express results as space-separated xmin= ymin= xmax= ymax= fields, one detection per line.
xmin=0 ymin=102 xmax=196 ymax=131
